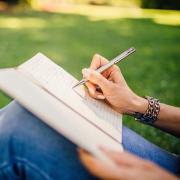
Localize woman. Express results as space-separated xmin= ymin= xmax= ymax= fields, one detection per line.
xmin=0 ymin=54 xmax=179 ymax=179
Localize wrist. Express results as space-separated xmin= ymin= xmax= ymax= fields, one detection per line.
xmin=130 ymin=96 xmax=161 ymax=125
xmin=130 ymin=95 xmax=148 ymax=114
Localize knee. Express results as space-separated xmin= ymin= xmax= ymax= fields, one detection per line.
xmin=0 ymin=100 xmax=76 ymax=160
xmin=0 ymin=101 xmax=84 ymax=179
xmin=0 ymin=101 xmax=37 ymax=141
xmin=0 ymin=101 xmax=52 ymax=157
xmin=0 ymin=101 xmax=30 ymax=128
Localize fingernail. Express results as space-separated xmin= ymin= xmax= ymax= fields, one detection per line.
xmin=97 ymin=95 xmax=105 ymax=99
xmin=94 ymin=53 xmax=100 ymax=58
xmin=82 ymin=68 xmax=91 ymax=78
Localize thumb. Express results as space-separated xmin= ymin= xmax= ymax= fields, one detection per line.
xmin=82 ymin=68 xmax=110 ymax=91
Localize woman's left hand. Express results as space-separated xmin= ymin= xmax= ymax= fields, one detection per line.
xmin=79 ymin=148 xmax=178 ymax=180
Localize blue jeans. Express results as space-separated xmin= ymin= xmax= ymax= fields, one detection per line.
xmin=0 ymin=101 xmax=179 ymax=179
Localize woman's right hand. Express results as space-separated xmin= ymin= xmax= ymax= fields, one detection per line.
xmin=82 ymin=54 xmax=148 ymax=115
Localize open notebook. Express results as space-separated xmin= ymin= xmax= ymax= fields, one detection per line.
xmin=0 ymin=53 xmax=123 ymax=166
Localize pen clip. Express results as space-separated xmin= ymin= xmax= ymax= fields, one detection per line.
xmin=114 ymin=47 xmax=136 ymax=64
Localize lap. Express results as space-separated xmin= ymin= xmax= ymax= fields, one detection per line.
xmin=0 ymin=101 xmax=96 ymax=180
xmin=0 ymin=101 xmax=179 ymax=178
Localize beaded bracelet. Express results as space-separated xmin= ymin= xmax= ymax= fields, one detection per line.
xmin=132 ymin=96 xmax=160 ymax=125
xmin=145 ymin=96 xmax=160 ymax=122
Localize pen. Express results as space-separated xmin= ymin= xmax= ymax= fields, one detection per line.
xmin=72 ymin=47 xmax=136 ymax=89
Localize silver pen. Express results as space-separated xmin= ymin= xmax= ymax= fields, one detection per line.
xmin=72 ymin=47 xmax=136 ymax=89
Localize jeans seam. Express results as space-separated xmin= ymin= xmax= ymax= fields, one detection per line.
xmin=0 ymin=157 xmax=52 ymax=180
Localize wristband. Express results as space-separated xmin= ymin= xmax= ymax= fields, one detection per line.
xmin=132 ymin=96 xmax=160 ymax=125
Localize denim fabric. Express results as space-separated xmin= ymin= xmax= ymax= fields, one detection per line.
xmin=0 ymin=101 xmax=179 ymax=179
xmin=122 ymin=127 xmax=180 ymax=175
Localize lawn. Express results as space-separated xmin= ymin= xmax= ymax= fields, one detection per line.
xmin=0 ymin=5 xmax=180 ymax=154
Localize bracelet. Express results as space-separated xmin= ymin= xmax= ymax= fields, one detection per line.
xmin=132 ymin=96 xmax=160 ymax=125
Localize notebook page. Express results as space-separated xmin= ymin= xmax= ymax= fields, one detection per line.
xmin=0 ymin=68 xmax=123 ymax=168
xmin=18 ymin=53 xmax=122 ymax=142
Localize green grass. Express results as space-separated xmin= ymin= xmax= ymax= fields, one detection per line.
xmin=0 ymin=6 xmax=180 ymax=154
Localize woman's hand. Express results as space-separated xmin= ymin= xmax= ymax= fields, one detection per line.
xmin=82 ymin=54 xmax=147 ymax=114
xmin=79 ymin=148 xmax=178 ymax=180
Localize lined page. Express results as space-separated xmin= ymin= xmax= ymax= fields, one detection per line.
xmin=18 ymin=53 xmax=122 ymax=142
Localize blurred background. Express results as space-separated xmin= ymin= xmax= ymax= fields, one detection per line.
xmin=0 ymin=0 xmax=180 ymax=154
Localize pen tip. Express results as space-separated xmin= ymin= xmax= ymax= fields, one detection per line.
xmin=72 ymin=84 xmax=77 ymax=89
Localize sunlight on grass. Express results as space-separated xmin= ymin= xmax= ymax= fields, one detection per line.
xmin=36 ymin=4 xmax=180 ymax=26
xmin=153 ymin=14 xmax=180 ymax=26
xmin=0 ymin=17 xmax=46 ymax=29
xmin=1 ymin=5 xmax=179 ymax=29
xmin=142 ymin=9 xmax=180 ymax=26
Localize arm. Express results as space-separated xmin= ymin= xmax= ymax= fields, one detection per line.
xmin=82 ymin=54 xmax=180 ymax=137
xmin=79 ymin=54 xmax=179 ymax=179
xmin=134 ymin=99 xmax=180 ymax=137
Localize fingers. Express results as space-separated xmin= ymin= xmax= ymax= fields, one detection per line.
xmin=78 ymin=148 xmax=128 ymax=179
xmin=81 ymin=53 xmax=128 ymax=101
xmin=79 ymin=149 xmax=110 ymax=177
xmin=109 ymin=69 xmax=125 ymax=84
xmin=85 ymin=81 xmax=96 ymax=95
xmin=90 ymin=54 xmax=109 ymax=70
xmin=85 ymin=82 xmax=105 ymax=100
xmin=100 ymin=147 xmax=144 ymax=166
xmin=82 ymin=68 xmax=105 ymax=99
xmin=90 ymin=54 xmax=119 ymax=79
xmin=88 ymin=53 xmax=123 ymax=83
xmin=82 ymin=68 xmax=111 ymax=92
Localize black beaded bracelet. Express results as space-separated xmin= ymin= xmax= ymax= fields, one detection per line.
xmin=132 ymin=96 xmax=160 ymax=125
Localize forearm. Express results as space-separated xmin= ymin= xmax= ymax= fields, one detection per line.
xmin=154 ymin=104 xmax=180 ymax=136
xmin=132 ymin=96 xmax=180 ymax=137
